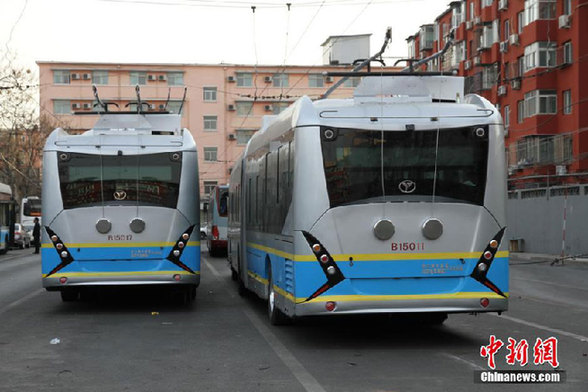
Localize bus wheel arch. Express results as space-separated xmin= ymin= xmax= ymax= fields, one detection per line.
xmin=266 ymin=258 xmax=291 ymax=325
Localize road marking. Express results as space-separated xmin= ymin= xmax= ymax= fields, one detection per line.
xmin=0 ymin=289 xmax=44 ymax=317
xmin=204 ymin=259 xmax=222 ymax=278
xmin=487 ymin=313 xmax=588 ymax=342
xmin=512 ymin=276 xmax=588 ymax=292
xmin=440 ymin=353 xmax=485 ymax=371
xmin=242 ymin=308 xmax=327 ymax=392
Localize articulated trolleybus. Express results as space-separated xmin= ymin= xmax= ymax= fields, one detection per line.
xmin=42 ymin=87 xmax=200 ymax=302
xmin=228 ymin=75 xmax=508 ymax=324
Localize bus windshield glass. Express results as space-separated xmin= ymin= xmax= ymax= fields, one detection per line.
xmin=23 ymin=199 xmax=42 ymax=216
xmin=321 ymin=126 xmax=488 ymax=207
xmin=218 ymin=188 xmax=229 ymax=217
xmin=58 ymin=152 xmax=182 ymax=209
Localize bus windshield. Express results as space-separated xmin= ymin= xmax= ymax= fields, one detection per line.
xmin=23 ymin=198 xmax=42 ymax=216
xmin=218 ymin=188 xmax=229 ymax=217
xmin=321 ymin=126 xmax=488 ymax=207
xmin=58 ymin=152 xmax=182 ymax=209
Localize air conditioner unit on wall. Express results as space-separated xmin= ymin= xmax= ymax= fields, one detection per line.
xmin=264 ymin=76 xmax=273 ymax=83
xmin=325 ymin=76 xmax=334 ymax=83
xmin=227 ymin=104 xmax=236 ymax=111
xmin=148 ymin=74 xmax=156 ymax=81
xmin=558 ymin=14 xmax=570 ymax=29
xmin=227 ymin=75 xmax=235 ymax=82
xmin=464 ymin=60 xmax=472 ymax=70
xmin=498 ymin=0 xmax=508 ymax=11
xmin=71 ymin=103 xmax=81 ymax=109
xmin=498 ymin=85 xmax=507 ymax=96
xmin=509 ymin=34 xmax=519 ymax=46
xmin=473 ymin=16 xmax=481 ymax=25
xmin=82 ymin=73 xmax=91 ymax=80
xmin=264 ymin=104 xmax=273 ymax=111
xmin=83 ymin=103 xmax=92 ymax=109
xmin=71 ymin=73 xmax=80 ymax=80
xmin=474 ymin=56 xmax=481 ymax=65
xmin=228 ymin=134 xmax=236 ymax=141
xmin=511 ymin=79 xmax=521 ymax=90
xmin=466 ymin=20 xmax=473 ymax=30
xmin=158 ymin=75 xmax=167 ymax=81
xmin=500 ymin=41 xmax=508 ymax=53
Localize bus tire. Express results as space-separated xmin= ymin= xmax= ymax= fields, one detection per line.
xmin=60 ymin=289 xmax=79 ymax=302
xmin=267 ymin=267 xmax=291 ymax=326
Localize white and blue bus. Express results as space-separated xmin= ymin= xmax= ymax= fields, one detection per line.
xmin=0 ymin=183 xmax=15 ymax=254
xmin=21 ymin=195 xmax=42 ymax=234
xmin=228 ymin=75 xmax=508 ymax=324
xmin=206 ymin=185 xmax=229 ymax=257
xmin=42 ymin=106 xmax=200 ymax=302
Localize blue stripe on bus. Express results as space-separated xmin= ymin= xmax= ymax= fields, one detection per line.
xmin=246 ymin=245 xmax=508 ymax=299
xmin=41 ymin=245 xmax=200 ymax=275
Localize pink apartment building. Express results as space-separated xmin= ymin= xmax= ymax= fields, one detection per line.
xmin=37 ymin=62 xmax=386 ymax=203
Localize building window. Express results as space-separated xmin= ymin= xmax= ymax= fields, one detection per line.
xmin=524 ymin=90 xmax=557 ymax=118
xmin=518 ymin=100 xmax=525 ymax=123
xmin=236 ymin=129 xmax=255 ymax=145
xmin=203 ymin=87 xmax=217 ymax=102
xmin=563 ymin=90 xmax=572 ymax=115
xmin=203 ymin=181 xmax=217 ymax=196
xmin=130 ymin=71 xmax=147 ymax=85
xmin=53 ymin=70 xmax=70 ymax=84
xmin=236 ymin=101 xmax=253 ymax=117
xmin=273 ymin=102 xmax=289 ymax=115
xmin=167 ymin=101 xmax=184 ymax=115
xmin=53 ymin=100 xmax=71 ymax=114
xmin=517 ymin=11 xmax=524 ymax=33
xmin=524 ymin=42 xmax=557 ymax=71
xmin=482 ymin=63 xmax=499 ymax=90
xmin=504 ymin=105 xmax=510 ymax=129
xmin=203 ymin=147 xmax=218 ymax=162
xmin=554 ymin=134 xmax=573 ymax=163
xmin=308 ymin=74 xmax=324 ymax=88
xmin=452 ymin=41 xmax=466 ymax=66
xmin=517 ymin=135 xmax=554 ymax=165
xmin=203 ymin=115 xmax=217 ymax=131
xmin=563 ymin=0 xmax=572 ymax=15
xmin=343 ymin=77 xmax=361 ymax=87
xmin=524 ymin=0 xmax=556 ymax=26
xmin=167 ymin=72 xmax=184 ymax=86
xmin=469 ymin=1 xmax=474 ymax=20
xmin=273 ymin=73 xmax=289 ymax=88
xmin=236 ymin=72 xmax=252 ymax=87
xmin=420 ymin=25 xmax=435 ymax=49
xmin=482 ymin=0 xmax=493 ymax=7
xmin=517 ymin=56 xmax=525 ymax=77
xmin=563 ymin=41 xmax=573 ymax=65
xmin=92 ymin=70 xmax=108 ymax=85
xmin=504 ymin=20 xmax=510 ymax=41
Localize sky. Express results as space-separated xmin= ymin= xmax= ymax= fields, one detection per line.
xmin=1 ymin=0 xmax=449 ymax=69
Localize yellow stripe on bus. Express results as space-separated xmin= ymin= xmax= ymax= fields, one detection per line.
xmin=247 ymin=270 xmax=268 ymax=285
xmin=42 ymin=241 xmax=200 ymax=249
xmin=247 ymin=242 xmax=508 ymax=262
xmin=42 ymin=270 xmax=200 ymax=278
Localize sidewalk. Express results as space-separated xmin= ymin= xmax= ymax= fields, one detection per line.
xmin=510 ymin=252 xmax=588 ymax=263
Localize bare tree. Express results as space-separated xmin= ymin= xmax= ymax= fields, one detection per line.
xmin=0 ymin=55 xmax=61 ymax=201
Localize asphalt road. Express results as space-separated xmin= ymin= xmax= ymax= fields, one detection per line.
xmin=0 ymin=247 xmax=587 ymax=392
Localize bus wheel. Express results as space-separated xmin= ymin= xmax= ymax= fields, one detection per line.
xmin=267 ymin=268 xmax=291 ymax=326
xmin=60 ymin=289 xmax=79 ymax=302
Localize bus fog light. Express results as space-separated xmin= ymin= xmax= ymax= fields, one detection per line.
xmin=320 ymin=254 xmax=329 ymax=264
xmin=60 ymin=251 xmax=69 ymax=258
xmin=173 ymin=250 xmax=180 ymax=257
xmin=325 ymin=301 xmax=337 ymax=311
xmin=178 ymin=241 xmax=185 ymax=249
xmin=312 ymin=244 xmax=321 ymax=253
xmin=173 ymin=274 xmax=181 ymax=281
xmin=51 ymin=235 xmax=58 ymax=242
xmin=59 ymin=277 xmax=67 ymax=284
xmin=326 ymin=266 xmax=336 ymax=275
xmin=477 ymin=263 xmax=488 ymax=272
xmin=489 ymin=240 xmax=498 ymax=249
xmin=182 ymin=233 xmax=190 ymax=241
xmin=480 ymin=298 xmax=490 ymax=308
xmin=56 ymin=243 xmax=64 ymax=250
xmin=483 ymin=251 xmax=492 ymax=260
